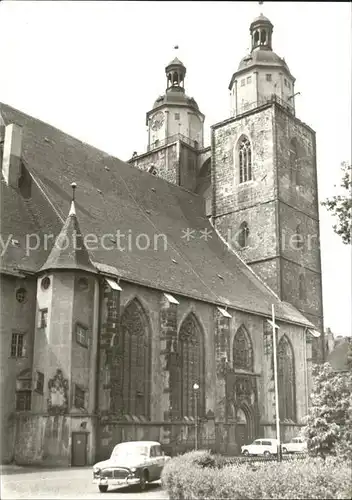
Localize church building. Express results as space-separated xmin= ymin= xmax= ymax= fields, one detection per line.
xmin=0 ymin=14 xmax=323 ymax=466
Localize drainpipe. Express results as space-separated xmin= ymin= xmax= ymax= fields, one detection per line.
xmin=303 ymin=328 xmax=309 ymax=414
xmin=90 ymin=276 xmax=101 ymax=464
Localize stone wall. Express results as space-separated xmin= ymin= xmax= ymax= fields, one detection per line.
xmin=212 ymin=103 xmax=324 ymax=362
xmin=0 ymin=274 xmax=36 ymax=463
xmin=13 ymin=414 xmax=96 ymax=465
xmin=5 ymin=272 xmax=311 ymax=464
xmin=212 ymin=106 xmax=275 ymax=218
xmin=179 ymin=143 xmax=198 ymax=191
xmin=129 ymin=144 xmax=179 ymax=185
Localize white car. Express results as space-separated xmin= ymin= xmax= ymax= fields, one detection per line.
xmin=92 ymin=441 xmax=170 ymax=493
xmin=282 ymin=437 xmax=307 ymax=454
xmin=241 ymin=438 xmax=279 ymax=456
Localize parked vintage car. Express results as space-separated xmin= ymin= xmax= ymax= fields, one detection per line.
xmin=282 ymin=437 xmax=307 ymax=454
xmin=92 ymin=441 xmax=170 ymax=492
xmin=241 ymin=438 xmax=279 ymax=456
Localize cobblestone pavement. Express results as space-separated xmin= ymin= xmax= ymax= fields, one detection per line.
xmin=1 ymin=466 xmax=169 ymax=499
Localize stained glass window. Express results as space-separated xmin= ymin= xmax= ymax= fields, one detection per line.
xmin=233 ymin=326 xmax=253 ymax=370
xmin=120 ymin=299 xmax=150 ymax=418
xmin=277 ymin=335 xmax=296 ymax=421
xmin=179 ymin=314 xmax=204 ymax=418
xmin=239 ymin=137 xmax=252 ymax=183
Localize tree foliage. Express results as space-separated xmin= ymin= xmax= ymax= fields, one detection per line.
xmin=303 ymin=362 xmax=352 ymax=460
xmin=321 ymin=161 xmax=352 ymax=244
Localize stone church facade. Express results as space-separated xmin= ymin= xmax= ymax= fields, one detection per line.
xmin=0 ymin=14 xmax=323 ymax=465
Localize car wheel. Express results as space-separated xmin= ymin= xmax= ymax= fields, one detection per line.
xmin=264 ymin=451 xmax=271 ymax=456
xmin=242 ymin=450 xmax=249 ymax=456
xmin=282 ymin=447 xmax=288 ymax=454
xmin=140 ymin=470 xmax=148 ymax=491
xmin=98 ymin=485 xmax=108 ymax=493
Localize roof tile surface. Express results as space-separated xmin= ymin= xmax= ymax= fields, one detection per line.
xmin=0 ymin=102 xmax=312 ymax=326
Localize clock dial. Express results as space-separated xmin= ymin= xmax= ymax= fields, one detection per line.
xmin=150 ymin=111 xmax=165 ymax=131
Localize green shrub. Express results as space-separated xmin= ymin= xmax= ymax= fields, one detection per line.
xmin=161 ymin=451 xmax=352 ymax=499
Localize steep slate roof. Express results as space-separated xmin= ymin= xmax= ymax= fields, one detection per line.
xmin=40 ymin=201 xmax=97 ymax=274
xmin=0 ymin=102 xmax=313 ymax=327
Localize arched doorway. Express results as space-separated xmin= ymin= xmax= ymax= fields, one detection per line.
xmin=225 ymin=325 xmax=258 ymax=454
xmin=235 ymin=405 xmax=254 ymax=448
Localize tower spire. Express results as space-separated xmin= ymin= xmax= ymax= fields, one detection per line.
xmin=250 ymin=10 xmax=273 ymax=51
xmin=165 ymin=49 xmax=186 ymax=92
xmin=69 ymin=182 xmax=77 ymax=216
xmin=40 ymin=183 xmax=96 ymax=274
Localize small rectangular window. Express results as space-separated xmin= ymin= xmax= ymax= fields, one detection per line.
xmin=75 ymin=324 xmax=88 ymax=348
xmin=11 ymin=333 xmax=24 ymax=358
xmin=246 ymin=76 xmax=251 ymax=84
xmin=241 ymin=79 xmax=245 ymax=86
xmin=16 ymin=391 xmax=31 ymax=411
xmin=74 ymin=385 xmax=85 ymax=409
xmin=35 ymin=371 xmax=44 ymax=394
xmin=284 ymin=78 xmax=288 ymax=87
xmin=174 ymin=113 xmax=180 ymax=120
xmin=38 ymin=308 xmax=48 ymax=328
xmin=266 ymin=74 xmax=272 ymax=81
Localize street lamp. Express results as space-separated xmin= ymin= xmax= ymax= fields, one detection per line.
xmin=271 ymin=305 xmax=281 ymax=462
xmin=193 ymin=383 xmax=199 ymax=450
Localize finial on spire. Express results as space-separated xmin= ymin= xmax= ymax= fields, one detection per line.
xmin=69 ymin=182 xmax=77 ymax=216
xmin=71 ymin=182 xmax=77 ymax=201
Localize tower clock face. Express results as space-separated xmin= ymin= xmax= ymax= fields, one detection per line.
xmin=150 ymin=111 xmax=165 ymax=131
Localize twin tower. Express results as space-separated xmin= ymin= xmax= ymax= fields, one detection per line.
xmin=129 ymin=14 xmax=324 ymax=362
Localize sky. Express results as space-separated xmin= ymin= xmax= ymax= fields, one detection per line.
xmin=1 ymin=1 xmax=351 ymax=337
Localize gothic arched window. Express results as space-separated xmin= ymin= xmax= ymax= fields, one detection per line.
xmin=289 ymin=139 xmax=298 ymax=185
xmin=233 ymin=326 xmax=253 ymax=371
xmin=120 ymin=299 xmax=151 ymax=418
xmin=278 ymin=335 xmax=296 ymax=421
xmin=239 ymin=137 xmax=252 ymax=183
xmin=179 ymin=313 xmax=204 ymax=418
xmin=295 ymin=223 xmax=304 ymax=249
xmin=238 ymin=222 xmax=249 ymax=248
xmin=299 ymin=274 xmax=306 ymax=301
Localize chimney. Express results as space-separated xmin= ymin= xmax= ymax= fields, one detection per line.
xmin=2 ymin=124 xmax=23 ymax=188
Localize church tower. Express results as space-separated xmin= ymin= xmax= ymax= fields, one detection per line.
xmin=129 ymin=51 xmax=209 ymax=192
xmin=212 ymin=14 xmax=324 ymax=362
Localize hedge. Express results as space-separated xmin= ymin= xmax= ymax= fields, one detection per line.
xmin=161 ymin=450 xmax=352 ymax=499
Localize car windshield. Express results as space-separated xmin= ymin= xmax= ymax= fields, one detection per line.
xmin=111 ymin=444 xmax=148 ymax=458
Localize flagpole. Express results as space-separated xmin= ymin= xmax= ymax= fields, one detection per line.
xmin=272 ymin=304 xmax=281 ymax=462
